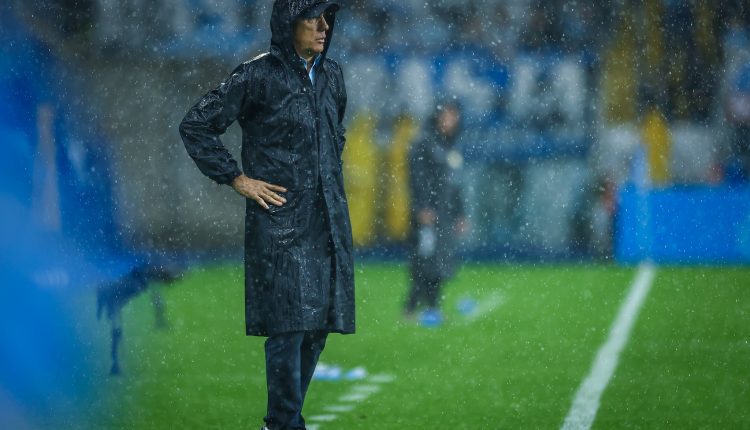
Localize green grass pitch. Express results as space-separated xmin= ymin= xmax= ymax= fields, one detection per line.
xmin=51 ymin=263 xmax=750 ymax=429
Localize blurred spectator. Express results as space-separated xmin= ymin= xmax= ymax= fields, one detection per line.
xmin=396 ymin=57 xmax=436 ymax=123
xmin=479 ymin=2 xmax=517 ymax=61
xmin=520 ymin=0 xmax=563 ymax=53
xmin=15 ymin=0 xmax=95 ymax=38
xmin=509 ymin=56 xmax=586 ymax=133
xmin=723 ymin=16 xmax=750 ymax=182
xmin=663 ymin=0 xmax=721 ymax=122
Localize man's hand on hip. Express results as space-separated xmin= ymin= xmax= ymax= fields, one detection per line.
xmin=231 ymin=174 xmax=287 ymax=210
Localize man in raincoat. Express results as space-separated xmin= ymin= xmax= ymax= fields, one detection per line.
xmin=179 ymin=1 xmax=354 ymax=428
xmin=405 ymin=100 xmax=466 ymax=326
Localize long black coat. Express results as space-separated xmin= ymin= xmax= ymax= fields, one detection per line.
xmin=179 ymin=0 xmax=354 ymax=337
xmin=408 ymin=124 xmax=465 ymax=283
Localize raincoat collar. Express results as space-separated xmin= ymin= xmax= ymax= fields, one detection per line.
xmin=298 ymin=54 xmax=322 ymax=84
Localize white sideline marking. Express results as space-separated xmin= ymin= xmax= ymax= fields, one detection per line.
xmin=368 ymin=373 xmax=395 ymax=383
xmin=351 ymin=384 xmax=382 ymax=394
xmin=338 ymin=392 xmax=370 ymax=402
xmin=310 ymin=373 xmax=396 ymax=428
xmin=463 ymin=291 xmax=506 ymax=323
xmin=323 ymin=404 xmax=355 ymax=413
xmin=561 ymin=262 xmax=657 ymax=430
xmin=307 ymin=415 xmax=338 ymax=422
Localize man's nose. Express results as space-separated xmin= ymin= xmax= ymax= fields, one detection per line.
xmin=318 ymin=16 xmax=329 ymax=31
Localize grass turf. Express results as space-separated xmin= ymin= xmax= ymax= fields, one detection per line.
xmin=594 ymin=267 xmax=750 ymax=429
xmin=43 ymin=263 xmax=750 ymax=429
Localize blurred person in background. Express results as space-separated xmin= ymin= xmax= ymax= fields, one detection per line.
xmin=723 ymin=15 xmax=750 ymax=182
xmin=178 ymin=1 xmax=354 ymax=429
xmin=404 ymin=99 xmax=467 ymax=326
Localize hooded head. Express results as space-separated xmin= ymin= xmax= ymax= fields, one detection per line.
xmin=271 ymin=0 xmax=340 ymax=64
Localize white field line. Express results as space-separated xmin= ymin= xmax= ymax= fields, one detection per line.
xmin=308 ymin=374 xmax=396 ymax=428
xmin=351 ymin=384 xmax=382 ymax=394
xmin=462 ymin=291 xmax=506 ymax=324
xmin=307 ymin=414 xmax=338 ymax=422
xmin=561 ymin=262 xmax=657 ymax=430
xmin=338 ymin=392 xmax=369 ymax=402
xmin=323 ymin=404 xmax=355 ymax=413
xmin=368 ymin=373 xmax=395 ymax=383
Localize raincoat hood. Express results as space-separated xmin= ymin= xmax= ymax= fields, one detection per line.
xmin=271 ymin=0 xmax=340 ymax=65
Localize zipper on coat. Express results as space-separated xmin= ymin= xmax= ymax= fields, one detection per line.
xmin=302 ymin=69 xmax=322 ymax=191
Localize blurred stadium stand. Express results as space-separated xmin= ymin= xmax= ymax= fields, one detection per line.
xmin=4 ymin=0 xmax=750 ymax=265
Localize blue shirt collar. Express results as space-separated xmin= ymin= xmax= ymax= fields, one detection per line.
xmin=298 ymin=54 xmax=322 ymax=84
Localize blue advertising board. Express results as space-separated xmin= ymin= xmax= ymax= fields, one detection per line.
xmin=616 ymin=184 xmax=750 ymax=264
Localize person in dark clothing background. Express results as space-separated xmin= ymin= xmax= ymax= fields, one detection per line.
xmin=405 ymin=100 xmax=467 ymax=327
xmin=178 ymin=1 xmax=354 ymax=429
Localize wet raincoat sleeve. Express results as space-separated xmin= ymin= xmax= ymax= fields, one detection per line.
xmin=179 ymin=66 xmax=250 ymax=185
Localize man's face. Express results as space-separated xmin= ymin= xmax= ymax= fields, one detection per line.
xmin=294 ymin=13 xmax=330 ymax=59
xmin=438 ymin=107 xmax=460 ymax=136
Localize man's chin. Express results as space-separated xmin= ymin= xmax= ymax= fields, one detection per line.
xmin=303 ymin=47 xmax=323 ymax=57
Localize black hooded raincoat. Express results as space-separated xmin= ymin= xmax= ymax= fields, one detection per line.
xmin=408 ymin=104 xmax=465 ymax=283
xmin=179 ymin=0 xmax=354 ymax=337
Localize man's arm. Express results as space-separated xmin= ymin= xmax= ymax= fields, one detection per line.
xmin=179 ymin=64 xmax=286 ymax=209
xmin=179 ymin=65 xmax=247 ymax=185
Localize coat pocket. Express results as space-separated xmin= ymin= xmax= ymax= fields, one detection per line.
xmin=266 ymin=190 xmax=298 ymax=228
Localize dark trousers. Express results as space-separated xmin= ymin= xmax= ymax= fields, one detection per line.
xmin=405 ymin=275 xmax=442 ymax=313
xmin=264 ymin=330 xmax=328 ymax=430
